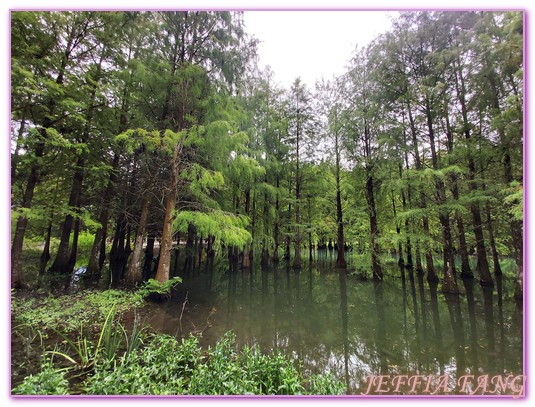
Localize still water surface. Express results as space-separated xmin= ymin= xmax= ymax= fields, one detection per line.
xmin=144 ymin=255 xmax=523 ymax=395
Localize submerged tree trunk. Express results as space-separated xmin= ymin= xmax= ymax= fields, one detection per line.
xmin=273 ymin=176 xmax=280 ymax=262
xmin=184 ymin=223 xmax=196 ymax=273
xmin=443 ymin=98 xmax=472 ymax=279
xmin=425 ymin=98 xmax=456 ymax=290
xmin=292 ymin=172 xmax=302 ymax=269
xmin=335 ymin=131 xmax=346 ymax=269
xmin=365 ymin=168 xmax=382 ymax=280
xmin=407 ymin=102 xmax=435 ymax=281
xmin=450 ymin=174 xmax=473 ymax=279
xmin=391 ymin=194 xmax=404 ymax=266
xmin=335 ymin=184 xmax=346 ymax=269
xmin=415 ymin=242 xmax=424 ymax=275
xmin=262 ymin=185 xmax=270 ymax=265
xmin=472 ymin=204 xmax=493 ymax=286
xmin=306 ymin=195 xmax=314 ymax=263
xmin=242 ymin=189 xmax=252 ymax=269
xmin=172 ymin=232 xmax=182 ymax=276
xmin=484 ymin=201 xmax=502 ymax=275
xmin=284 ymin=191 xmax=292 ymax=261
xmin=401 ymin=115 xmax=413 ymax=269
xmin=422 ymin=204 xmax=437 ymax=283
xmin=454 ymin=57 xmax=493 ymax=286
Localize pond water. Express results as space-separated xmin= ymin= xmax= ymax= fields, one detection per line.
xmin=143 ymin=252 xmax=524 ymax=396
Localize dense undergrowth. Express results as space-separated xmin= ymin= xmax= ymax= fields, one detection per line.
xmin=11 ymin=287 xmax=345 ymax=396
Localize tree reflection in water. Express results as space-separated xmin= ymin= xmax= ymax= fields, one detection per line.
xmin=145 ymin=258 xmax=523 ymax=395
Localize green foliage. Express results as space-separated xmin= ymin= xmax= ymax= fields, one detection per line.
xmin=139 ymin=277 xmax=182 ymax=297
xmin=504 ymin=182 xmax=523 ymax=221
xmin=85 ymin=334 xmax=201 ymax=395
xmin=14 ymin=325 xmax=344 ymax=395
xmin=46 ymin=306 xmax=146 ymax=373
xmin=84 ymin=331 xmax=344 ymax=395
xmin=307 ymin=372 xmax=346 ymax=395
xmin=173 ymin=210 xmax=252 ymax=249
xmin=12 ymin=289 xmax=145 ymax=334
xmin=12 ymin=358 xmax=69 ymax=395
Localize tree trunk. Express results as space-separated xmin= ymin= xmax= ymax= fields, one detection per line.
xmin=443 ymin=93 xmax=471 ymax=278
xmin=262 ymin=185 xmax=270 ymax=265
xmin=454 ymin=56 xmax=493 ymax=286
xmin=425 ymin=98 xmax=454 ymax=287
xmin=335 ymin=184 xmax=346 ymax=269
xmin=407 ymin=101 xmax=435 ymax=281
xmin=450 ymin=174 xmax=473 ymax=279
xmin=335 ymin=133 xmax=346 ymax=269
xmin=38 ymin=222 xmax=53 ymax=276
xmin=292 ymin=175 xmax=302 ymax=269
xmin=109 ymin=215 xmax=129 ymax=286
xmin=48 ymin=157 xmax=84 ymax=274
xmin=10 ymin=31 xmax=76 ymax=287
xmin=438 ymin=212 xmax=460 ymax=294
xmin=184 ymin=223 xmax=196 ymax=273
xmin=273 ymin=176 xmax=280 ymax=262
xmin=198 ymin=234 xmax=204 ymax=270
xmin=49 ymin=46 xmax=105 ymax=275
xmin=242 ymin=188 xmax=252 ymax=269
xmin=423 ymin=209 xmax=437 ymax=282
xmin=142 ymin=234 xmax=156 ymax=281
xmin=66 ymin=209 xmax=81 ymax=275
xmin=401 ymin=113 xmax=413 ymax=269
xmin=155 ymin=142 xmax=183 ymax=285
xmin=207 ymin=235 xmax=215 ymax=257
xmin=87 ymin=153 xmax=120 ymax=277
xmin=11 ymin=137 xmax=46 ymax=287
xmin=284 ymin=188 xmax=292 ymax=261
xmin=155 ymin=189 xmax=176 ymax=284
xmin=485 ymin=201 xmax=502 ymax=275
xmin=391 ymin=194 xmax=404 ymax=266
xmin=405 ymin=207 xmax=414 ymax=270
xmin=173 ymin=232 xmax=182 ymax=275
xmin=306 ymin=194 xmax=313 ymax=262
xmin=11 ymin=114 xmax=26 ymax=183
xmin=472 ymin=205 xmax=493 ymax=286
xmin=366 ymin=169 xmax=382 ymax=280
xmin=126 ymin=196 xmax=150 ymax=286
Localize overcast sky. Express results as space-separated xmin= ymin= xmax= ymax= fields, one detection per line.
xmin=243 ymin=11 xmax=395 ymax=88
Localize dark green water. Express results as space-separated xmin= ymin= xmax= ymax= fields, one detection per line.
xmin=145 ymin=254 xmax=524 ymax=395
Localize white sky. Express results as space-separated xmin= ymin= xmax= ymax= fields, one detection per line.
xmin=243 ymin=11 xmax=395 ymax=88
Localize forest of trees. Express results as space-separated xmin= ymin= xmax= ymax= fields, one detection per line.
xmin=11 ymin=11 xmax=523 ymax=300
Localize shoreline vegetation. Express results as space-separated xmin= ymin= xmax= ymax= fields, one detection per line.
xmin=11 ymin=286 xmax=344 ymax=396
xmin=11 ymin=10 xmax=523 ymax=396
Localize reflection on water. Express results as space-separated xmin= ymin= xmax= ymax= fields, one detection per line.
xmin=146 ymin=258 xmax=523 ymax=395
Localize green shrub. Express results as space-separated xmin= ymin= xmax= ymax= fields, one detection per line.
xmin=12 ymin=289 xmax=145 ymax=334
xmin=85 ymin=334 xmax=202 ymax=395
xmin=139 ymin=276 xmax=182 ymax=298
xmin=12 ymin=359 xmax=69 ymax=395
xmin=83 ymin=331 xmax=345 ymax=396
